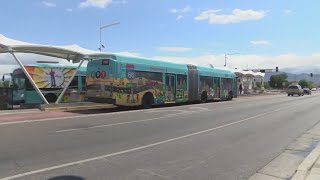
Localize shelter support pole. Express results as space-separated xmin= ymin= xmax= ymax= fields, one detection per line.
xmin=55 ymin=58 xmax=86 ymax=104
xmin=10 ymin=52 xmax=49 ymax=104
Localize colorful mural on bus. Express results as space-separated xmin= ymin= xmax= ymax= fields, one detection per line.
xmin=25 ymin=66 xmax=76 ymax=89
xmin=86 ymin=55 xmax=237 ymax=107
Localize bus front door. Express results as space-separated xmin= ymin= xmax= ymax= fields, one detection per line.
xmin=165 ymin=74 xmax=176 ymax=102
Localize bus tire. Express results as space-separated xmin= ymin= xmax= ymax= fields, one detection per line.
xmin=141 ymin=92 xmax=154 ymax=109
xmin=201 ymin=91 xmax=208 ymax=103
xmin=45 ymin=93 xmax=57 ymax=103
xmin=228 ymin=91 xmax=234 ymax=100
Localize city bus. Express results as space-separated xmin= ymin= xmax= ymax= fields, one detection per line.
xmin=86 ymin=55 xmax=237 ymax=108
xmin=3 ymin=63 xmax=87 ymax=105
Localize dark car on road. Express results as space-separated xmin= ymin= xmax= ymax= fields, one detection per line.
xmin=303 ymin=88 xmax=311 ymax=95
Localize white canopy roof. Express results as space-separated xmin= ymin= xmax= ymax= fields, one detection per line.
xmin=0 ymin=34 xmax=112 ymax=63
xmin=233 ymin=69 xmax=265 ymax=77
xmin=217 ymin=67 xmax=265 ymax=77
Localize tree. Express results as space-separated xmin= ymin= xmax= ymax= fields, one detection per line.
xmin=264 ymin=82 xmax=271 ymax=89
xmin=269 ymin=73 xmax=288 ymax=89
xmin=299 ymin=79 xmax=310 ymax=88
xmin=2 ymin=81 xmax=10 ymax=88
xmin=256 ymin=82 xmax=262 ymax=89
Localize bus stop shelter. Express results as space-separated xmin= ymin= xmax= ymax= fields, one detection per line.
xmin=234 ymin=69 xmax=265 ymax=95
xmin=0 ymin=34 xmax=111 ymax=104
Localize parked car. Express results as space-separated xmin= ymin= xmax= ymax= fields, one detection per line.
xmin=287 ymin=85 xmax=304 ymax=96
xmin=312 ymin=88 xmax=317 ymax=91
xmin=303 ymin=88 xmax=312 ymax=95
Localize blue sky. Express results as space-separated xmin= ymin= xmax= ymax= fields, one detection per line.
xmin=0 ymin=0 xmax=320 ymax=73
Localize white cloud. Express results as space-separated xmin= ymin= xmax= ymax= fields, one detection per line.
xmin=79 ymin=0 xmax=112 ymax=9
xmin=66 ymin=8 xmax=73 ymax=12
xmin=0 ymin=65 xmax=18 ymax=78
xmin=176 ymin=15 xmax=183 ymax=21
xmin=195 ymin=9 xmax=266 ymax=24
xmin=115 ymin=51 xmax=140 ymax=57
xmin=158 ymin=47 xmax=192 ymax=52
xmin=250 ymin=40 xmax=271 ymax=46
xmin=284 ymin=9 xmax=294 ymax=16
xmin=42 ymin=1 xmax=56 ymax=7
xmin=152 ymin=53 xmax=320 ymax=74
xmin=170 ymin=6 xmax=191 ymax=14
xmin=0 ymin=53 xmax=72 ymax=77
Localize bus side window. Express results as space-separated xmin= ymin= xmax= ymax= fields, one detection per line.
xmin=69 ymin=77 xmax=78 ymax=89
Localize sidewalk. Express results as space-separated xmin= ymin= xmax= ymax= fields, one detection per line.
xmin=249 ymin=122 xmax=320 ymax=180
xmin=291 ymin=127 xmax=320 ymax=180
xmin=0 ymin=108 xmax=40 ymax=115
xmin=301 ymin=148 xmax=320 ymax=180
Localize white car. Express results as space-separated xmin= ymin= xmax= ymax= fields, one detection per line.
xmin=312 ymin=88 xmax=317 ymax=91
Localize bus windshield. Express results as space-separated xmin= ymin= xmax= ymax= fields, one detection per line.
xmin=12 ymin=77 xmax=26 ymax=90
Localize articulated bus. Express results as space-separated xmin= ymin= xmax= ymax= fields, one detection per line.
xmin=4 ymin=63 xmax=86 ymax=105
xmin=86 ymin=55 xmax=237 ymax=108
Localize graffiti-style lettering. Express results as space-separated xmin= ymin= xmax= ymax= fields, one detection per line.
xmin=91 ymin=71 xmax=96 ymax=78
xmin=95 ymin=71 xmax=101 ymax=78
xmin=101 ymin=71 xmax=106 ymax=79
xmin=127 ymin=70 xmax=135 ymax=80
xmin=146 ymin=80 xmax=160 ymax=86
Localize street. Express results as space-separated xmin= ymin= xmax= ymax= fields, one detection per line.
xmin=1 ymin=94 xmax=320 ymax=180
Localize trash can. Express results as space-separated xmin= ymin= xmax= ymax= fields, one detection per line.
xmin=70 ymin=89 xmax=80 ymax=103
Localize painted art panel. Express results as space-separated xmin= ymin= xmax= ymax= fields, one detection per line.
xmin=25 ymin=66 xmax=76 ymax=88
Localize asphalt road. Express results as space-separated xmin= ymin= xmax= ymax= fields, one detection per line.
xmin=1 ymin=93 xmax=320 ymax=180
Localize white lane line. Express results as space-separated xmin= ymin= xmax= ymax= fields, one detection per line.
xmin=0 ymin=94 xmax=311 ymax=126
xmin=0 ymin=99 xmax=313 ymax=180
xmin=144 ymin=109 xmax=188 ymax=113
xmin=56 ymin=109 xmax=210 ymax=133
xmin=0 ymin=102 xmax=228 ymax=126
xmin=56 ymin=96 xmax=316 ymax=133
xmin=0 ymin=103 xmax=232 ymax=126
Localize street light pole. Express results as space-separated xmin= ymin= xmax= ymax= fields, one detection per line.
xmin=224 ymin=53 xmax=239 ymax=67
xmin=99 ymin=22 xmax=120 ymax=51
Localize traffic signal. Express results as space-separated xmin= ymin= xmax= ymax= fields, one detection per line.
xmin=311 ymin=73 xmax=313 ymax=77
xmin=276 ymin=67 xmax=279 ymax=72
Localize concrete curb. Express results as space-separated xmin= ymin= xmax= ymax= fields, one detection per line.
xmin=41 ymin=104 xmax=117 ymax=111
xmin=0 ymin=108 xmax=40 ymax=115
xmin=291 ymin=144 xmax=320 ymax=180
xmin=39 ymin=102 xmax=117 ymax=111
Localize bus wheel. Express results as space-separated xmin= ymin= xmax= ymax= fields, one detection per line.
xmin=228 ymin=91 xmax=234 ymax=100
xmin=45 ymin=93 xmax=57 ymax=103
xmin=201 ymin=91 xmax=208 ymax=103
xmin=142 ymin=92 xmax=154 ymax=109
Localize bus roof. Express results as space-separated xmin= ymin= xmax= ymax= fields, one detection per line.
xmin=115 ymin=55 xmax=187 ymax=74
xmin=108 ymin=54 xmax=236 ymax=78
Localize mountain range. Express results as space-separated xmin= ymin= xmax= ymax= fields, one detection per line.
xmin=264 ymin=72 xmax=320 ymax=83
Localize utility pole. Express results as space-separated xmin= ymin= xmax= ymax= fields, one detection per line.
xmin=99 ymin=22 xmax=120 ymax=51
xmin=224 ymin=53 xmax=239 ymax=67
